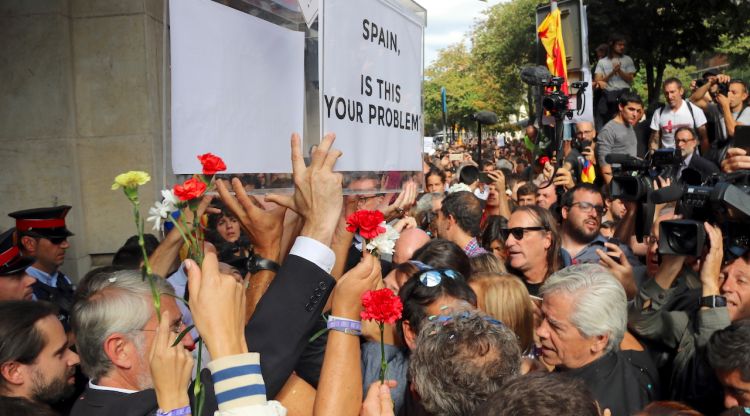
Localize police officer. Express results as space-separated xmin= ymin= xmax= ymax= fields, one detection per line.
xmin=8 ymin=206 xmax=75 ymax=330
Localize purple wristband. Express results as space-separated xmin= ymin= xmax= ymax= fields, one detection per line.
xmin=327 ymin=316 xmax=362 ymax=335
xmin=156 ymin=405 xmax=191 ymax=416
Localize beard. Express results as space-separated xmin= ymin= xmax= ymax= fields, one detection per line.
xmin=566 ymin=221 xmax=599 ymax=244
xmin=30 ymin=366 xmax=75 ymax=404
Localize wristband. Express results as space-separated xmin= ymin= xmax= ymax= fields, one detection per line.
xmin=156 ymin=405 xmax=191 ymax=416
xmin=246 ymin=253 xmax=280 ymax=274
xmin=327 ymin=315 xmax=362 ymax=336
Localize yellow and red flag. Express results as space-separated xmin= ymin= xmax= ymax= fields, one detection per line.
xmin=537 ymin=3 xmax=568 ymax=94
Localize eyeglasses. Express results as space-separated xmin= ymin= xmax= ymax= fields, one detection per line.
xmin=139 ymin=320 xmax=186 ymax=336
xmin=500 ymin=226 xmax=547 ymax=240
xmin=45 ymin=237 xmax=68 ymax=245
xmin=570 ymin=201 xmax=607 ymax=216
xmin=675 ymin=137 xmax=695 ymax=145
xmin=357 ymin=194 xmax=384 ymax=204
xmin=417 ymin=268 xmax=461 ymax=287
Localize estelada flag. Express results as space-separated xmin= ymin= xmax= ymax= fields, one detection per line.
xmin=581 ymin=159 xmax=596 ymax=184
xmin=537 ymin=5 xmax=568 ymax=94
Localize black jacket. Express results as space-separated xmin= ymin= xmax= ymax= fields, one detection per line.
xmin=69 ymin=387 xmax=157 ymax=416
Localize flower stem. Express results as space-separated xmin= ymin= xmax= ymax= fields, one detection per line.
xmin=379 ymin=321 xmax=387 ymax=384
xmin=132 ymin=198 xmax=160 ymax=321
xmin=194 ymin=339 xmax=205 ymax=415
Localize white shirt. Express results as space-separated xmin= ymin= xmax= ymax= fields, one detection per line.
xmin=650 ymin=100 xmax=707 ymax=148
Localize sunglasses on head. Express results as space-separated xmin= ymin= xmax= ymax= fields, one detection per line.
xmin=416 ymin=268 xmax=461 ymax=287
xmin=500 ymin=226 xmax=547 ymax=241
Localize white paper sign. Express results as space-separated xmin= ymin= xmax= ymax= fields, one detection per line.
xmin=320 ymin=0 xmax=424 ymax=171
xmin=170 ymin=0 xmax=305 ymax=174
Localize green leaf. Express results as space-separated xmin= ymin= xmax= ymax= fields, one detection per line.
xmin=171 ymin=325 xmax=195 ymax=347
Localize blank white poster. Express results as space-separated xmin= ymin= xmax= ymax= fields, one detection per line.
xmin=170 ymin=0 xmax=304 ymax=174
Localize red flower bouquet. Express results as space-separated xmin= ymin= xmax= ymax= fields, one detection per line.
xmin=173 ymin=177 xmax=207 ymax=201
xmin=361 ymin=288 xmax=403 ymax=383
xmin=198 ymin=153 xmax=227 ymax=175
xmin=346 ymin=210 xmax=386 ymax=240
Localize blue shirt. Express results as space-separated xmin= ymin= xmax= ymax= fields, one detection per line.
xmin=26 ymin=265 xmax=72 ymax=288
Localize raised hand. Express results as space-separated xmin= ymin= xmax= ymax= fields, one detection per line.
xmin=378 ymin=181 xmax=417 ymax=221
xmin=597 ymin=242 xmax=636 ymax=298
xmin=185 ymin=246 xmax=248 ymax=360
xmin=266 ymin=133 xmax=343 ymax=246
xmin=149 ymin=309 xmax=193 ymax=413
xmin=332 ymin=252 xmax=382 ymax=321
xmin=361 ymin=381 xmax=398 ymax=416
xmin=216 ymin=177 xmax=286 ymax=258
xmin=700 ymin=222 xmax=724 ymax=295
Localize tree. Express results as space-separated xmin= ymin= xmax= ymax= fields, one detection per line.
xmin=423 ymin=42 xmax=487 ymax=135
xmin=585 ymin=0 xmax=750 ymax=111
xmin=471 ymin=0 xmax=539 ymax=121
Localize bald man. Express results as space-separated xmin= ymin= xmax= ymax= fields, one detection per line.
xmin=392 ymin=228 xmax=430 ymax=264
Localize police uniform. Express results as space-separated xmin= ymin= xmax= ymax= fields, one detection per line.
xmin=8 ymin=206 xmax=75 ymax=331
xmin=0 ymin=228 xmax=35 ymax=284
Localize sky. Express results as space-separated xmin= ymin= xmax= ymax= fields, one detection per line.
xmin=417 ymin=0 xmax=508 ymax=66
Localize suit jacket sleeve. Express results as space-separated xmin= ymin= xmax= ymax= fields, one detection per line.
xmin=246 ymin=253 xmax=335 ymax=398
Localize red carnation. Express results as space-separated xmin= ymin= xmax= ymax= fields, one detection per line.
xmin=173 ymin=177 xmax=207 ymax=201
xmin=197 ymin=153 xmax=227 ymax=175
xmin=346 ymin=210 xmax=386 ymax=240
xmin=361 ymin=288 xmax=403 ymax=325
xmin=538 ymin=155 xmax=550 ymax=166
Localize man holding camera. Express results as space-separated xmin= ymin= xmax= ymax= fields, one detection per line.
xmin=691 ymin=74 xmax=750 ymax=142
xmin=628 ymin=222 xmax=732 ymax=413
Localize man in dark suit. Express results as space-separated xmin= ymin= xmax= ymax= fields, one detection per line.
xmin=69 ymin=269 xmax=189 ymax=416
xmin=8 ymin=206 xmax=76 ymax=331
xmin=72 ymin=133 xmax=345 ymax=415
xmin=675 ymin=127 xmax=720 ymax=184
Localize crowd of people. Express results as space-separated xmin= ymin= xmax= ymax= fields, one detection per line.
xmin=2 ymin=33 xmax=750 ymax=416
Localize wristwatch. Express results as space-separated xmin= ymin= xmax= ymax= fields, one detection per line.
xmin=246 ymin=253 xmax=280 ymax=274
xmin=699 ymin=295 xmax=727 ymax=308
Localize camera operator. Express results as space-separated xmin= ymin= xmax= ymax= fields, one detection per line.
xmin=690 ymin=73 xmax=750 ymax=153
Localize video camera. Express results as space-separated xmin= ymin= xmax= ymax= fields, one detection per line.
xmin=695 ymin=78 xmax=730 ymax=97
xmin=651 ymin=171 xmax=750 ymax=257
xmin=607 ymin=149 xmax=682 ymax=202
xmin=541 ymin=77 xmax=588 ymax=120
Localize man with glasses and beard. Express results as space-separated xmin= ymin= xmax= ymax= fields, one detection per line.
xmin=0 ymin=301 xmax=80 ymax=411
xmin=559 ymin=184 xmax=643 ymax=298
xmin=9 ymin=206 xmax=75 ymax=331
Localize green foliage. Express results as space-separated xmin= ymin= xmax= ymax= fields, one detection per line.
xmin=422 ymin=0 xmax=539 ymax=135
xmin=471 ymin=0 xmax=539 ymax=119
xmin=585 ymin=0 xmax=749 ymax=110
xmin=423 ymin=42 xmax=486 ymax=134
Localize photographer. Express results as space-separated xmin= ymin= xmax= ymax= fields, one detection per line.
xmin=691 ymin=74 xmax=750 ymax=141
xmin=628 ymin=222 xmax=729 ymax=413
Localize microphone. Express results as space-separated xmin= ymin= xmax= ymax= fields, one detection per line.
xmin=471 ymin=111 xmax=498 ymax=125
xmin=520 ymin=65 xmax=552 ymax=86
xmin=650 ymin=185 xmax=684 ymax=204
